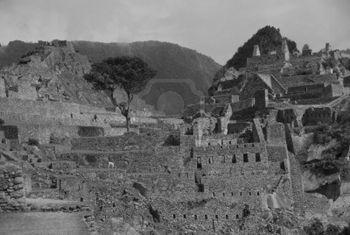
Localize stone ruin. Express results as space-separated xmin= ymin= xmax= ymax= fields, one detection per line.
xmin=0 ymin=103 xmax=300 ymax=233
xmin=0 ymin=39 xmax=349 ymax=234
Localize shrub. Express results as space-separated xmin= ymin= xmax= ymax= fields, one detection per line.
xmin=304 ymin=218 xmax=324 ymax=235
xmin=85 ymin=154 xmax=97 ymax=164
xmin=0 ymin=119 xmax=4 ymax=125
xmin=163 ymin=134 xmax=180 ymax=146
xmin=325 ymin=224 xmax=341 ymax=235
xmin=306 ymin=159 xmax=341 ymax=176
xmin=78 ymin=126 xmax=104 ymax=137
xmin=133 ymin=182 xmax=147 ymax=197
xmin=340 ymin=167 xmax=350 ymax=182
xmin=313 ymin=124 xmax=332 ymax=145
xmin=28 ymin=138 xmax=39 ymax=146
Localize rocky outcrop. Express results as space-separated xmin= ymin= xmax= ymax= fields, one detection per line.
xmin=303 ymin=170 xmax=341 ymax=201
xmin=0 ymin=42 xmax=113 ymax=108
xmin=266 ymin=190 xmax=294 ymax=210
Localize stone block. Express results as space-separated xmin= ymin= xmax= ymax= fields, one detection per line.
xmin=41 ymin=206 xmax=52 ymax=212
xmin=0 ymin=202 xmax=8 ymax=207
xmin=14 ymin=177 xmax=24 ymax=184
xmin=14 ymin=183 xmax=24 ymax=190
xmin=11 ymin=191 xmax=24 ymax=199
xmin=0 ymin=198 xmax=7 ymax=203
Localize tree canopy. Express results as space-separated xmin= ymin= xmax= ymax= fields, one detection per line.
xmin=85 ymin=56 xmax=156 ymax=130
xmin=86 ymin=56 xmax=156 ymax=103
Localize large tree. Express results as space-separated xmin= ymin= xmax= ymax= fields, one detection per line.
xmin=85 ymin=56 xmax=157 ymax=131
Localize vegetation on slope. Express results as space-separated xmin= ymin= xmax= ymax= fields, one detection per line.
xmin=0 ymin=40 xmax=39 ymax=69
xmin=1 ymin=40 xmax=221 ymax=96
xmin=72 ymin=40 xmax=221 ymax=94
xmin=306 ymin=112 xmax=350 ymax=181
xmin=304 ymin=218 xmax=350 ymax=235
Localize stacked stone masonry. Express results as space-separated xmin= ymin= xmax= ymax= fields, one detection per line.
xmin=0 ymin=164 xmax=26 ymax=212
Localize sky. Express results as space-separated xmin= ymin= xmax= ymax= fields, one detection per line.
xmin=0 ymin=0 xmax=349 ymax=65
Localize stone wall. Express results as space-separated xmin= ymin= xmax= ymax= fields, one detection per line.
xmin=279 ymin=55 xmax=322 ymax=76
xmin=302 ymin=107 xmax=335 ymax=126
xmin=0 ymin=123 xmax=126 ymax=145
xmin=296 ymin=96 xmax=338 ymax=105
xmin=59 ymin=146 xmax=183 ymax=173
xmin=157 ymin=197 xmax=244 ymax=232
xmin=193 ymin=143 xmax=268 ymax=172
xmin=288 ymin=154 xmax=304 ymax=213
xmin=200 ymin=133 xmax=242 ymax=146
xmin=52 ymin=116 xmax=296 ymax=233
xmin=71 ymin=123 xmax=180 ymax=151
xmin=230 ymin=98 xmax=255 ymax=113
xmin=266 ymin=145 xmax=288 ymax=163
xmin=0 ymin=125 xmax=18 ymax=139
xmin=252 ymin=118 xmax=265 ymax=143
xmin=71 ymin=128 xmax=177 ymax=152
xmin=58 ymin=176 xmax=95 ymax=204
xmin=287 ymin=83 xmax=325 ymax=100
xmin=325 ymin=83 xmax=344 ymax=97
xmin=227 ymin=122 xmax=251 ymax=134
xmin=246 ymin=54 xmax=282 ymax=73
xmin=344 ymin=76 xmax=350 ymax=87
xmin=212 ymin=94 xmax=240 ymax=104
xmin=266 ymin=122 xmax=286 ymax=145
xmin=0 ymin=98 xmax=125 ymax=126
xmin=240 ymin=74 xmax=273 ymax=101
xmin=286 ymin=83 xmax=343 ymax=102
xmin=0 ymin=163 xmax=26 ymax=212
xmin=276 ymin=109 xmax=301 ymax=128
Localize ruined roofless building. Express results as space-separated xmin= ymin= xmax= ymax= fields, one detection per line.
xmin=246 ymin=39 xmax=290 ymax=73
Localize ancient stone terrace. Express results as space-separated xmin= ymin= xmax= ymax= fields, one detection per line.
xmin=0 ymin=109 xmax=300 ymax=234
xmin=0 ymin=97 xmax=159 ymax=145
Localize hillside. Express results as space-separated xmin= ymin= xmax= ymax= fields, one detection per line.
xmin=72 ymin=40 xmax=221 ymax=95
xmin=0 ymin=40 xmax=39 ymax=69
xmin=1 ymin=41 xmax=221 ymax=93
xmin=210 ymin=26 xmax=299 ymax=92
xmin=0 ymin=40 xmax=221 ymax=115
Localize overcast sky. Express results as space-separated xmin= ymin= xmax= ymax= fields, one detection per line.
xmin=0 ymin=0 xmax=349 ymax=64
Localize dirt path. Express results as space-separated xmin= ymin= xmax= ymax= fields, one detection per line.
xmin=0 ymin=212 xmax=90 ymax=235
xmin=25 ymin=198 xmax=82 ymax=206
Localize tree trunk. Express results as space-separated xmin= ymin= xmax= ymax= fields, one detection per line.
xmin=126 ymin=115 xmax=130 ymax=132
xmin=126 ymin=93 xmax=132 ymax=132
xmin=106 ymin=89 xmax=132 ymax=132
